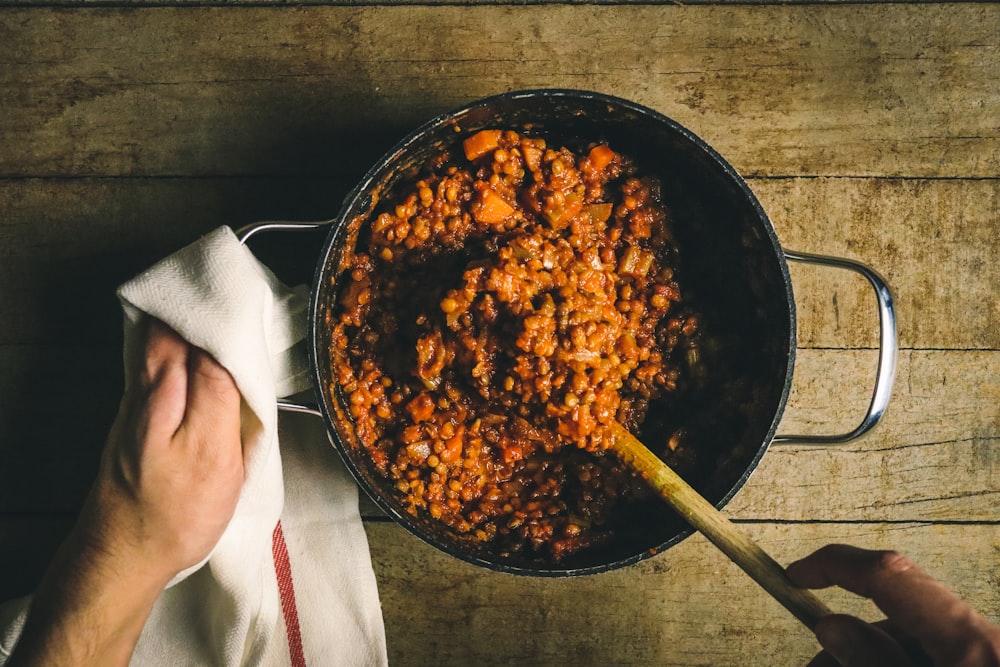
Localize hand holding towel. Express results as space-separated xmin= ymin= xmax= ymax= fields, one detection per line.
xmin=0 ymin=226 xmax=387 ymax=666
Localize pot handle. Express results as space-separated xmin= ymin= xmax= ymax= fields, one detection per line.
xmin=236 ymin=219 xmax=333 ymax=417
xmin=236 ymin=218 xmax=334 ymax=244
xmin=772 ymin=250 xmax=898 ymax=445
xmin=277 ymin=398 xmax=323 ymax=417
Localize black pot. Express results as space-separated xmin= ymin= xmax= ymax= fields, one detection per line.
xmin=243 ymin=89 xmax=896 ymax=576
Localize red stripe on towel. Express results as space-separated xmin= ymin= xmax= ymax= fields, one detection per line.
xmin=272 ymin=521 xmax=307 ymax=667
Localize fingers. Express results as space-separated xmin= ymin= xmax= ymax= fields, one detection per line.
xmin=137 ymin=320 xmax=190 ymax=441
xmin=87 ymin=317 xmax=248 ymax=580
xmin=786 ymin=544 xmax=908 ymax=593
xmin=810 ymin=615 xmax=914 ymax=667
xmin=137 ymin=319 xmax=240 ymax=448
xmin=183 ymin=347 xmax=242 ymax=449
xmin=788 ymin=544 xmax=1000 ymax=666
xmin=787 ymin=545 xmax=966 ymax=634
xmin=806 ymin=619 xmax=935 ymax=667
xmin=140 ymin=319 xmax=188 ymax=388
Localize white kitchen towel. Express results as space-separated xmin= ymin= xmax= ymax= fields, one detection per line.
xmin=0 ymin=226 xmax=387 ymax=666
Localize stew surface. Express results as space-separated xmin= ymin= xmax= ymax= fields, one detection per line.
xmin=328 ymin=129 xmax=703 ymax=562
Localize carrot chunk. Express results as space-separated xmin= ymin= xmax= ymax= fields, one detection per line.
xmin=472 ymin=185 xmax=515 ymax=224
xmin=587 ymin=144 xmax=616 ymax=171
xmin=463 ymin=129 xmax=502 ymax=161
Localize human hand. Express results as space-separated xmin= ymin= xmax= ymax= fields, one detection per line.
xmin=83 ymin=317 xmax=246 ymax=579
xmin=786 ymin=544 xmax=1000 ymax=667
xmin=8 ymin=319 xmax=245 ymax=666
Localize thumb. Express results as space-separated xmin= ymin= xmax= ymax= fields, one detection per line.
xmin=814 ymin=615 xmax=913 ymax=667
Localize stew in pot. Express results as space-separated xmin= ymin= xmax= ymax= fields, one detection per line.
xmin=326 ymin=128 xmax=705 ymax=562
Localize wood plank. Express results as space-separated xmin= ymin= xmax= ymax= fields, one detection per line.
xmin=731 ymin=348 xmax=1000 ymax=522
xmin=364 ymin=521 xmax=1000 ymax=667
xmin=0 ymin=346 xmax=120 ymax=513
xmin=4 ymin=518 xmax=997 ymax=664
xmin=2 ymin=176 xmax=996 ymax=349
xmin=1 ymin=5 xmax=997 ymax=178
xmin=0 ymin=177 xmax=349 ymax=346
xmin=1 ymin=0 xmax=987 ymax=7
xmin=0 ymin=516 xmax=75 ymax=602
xmin=1 ymin=1 xmax=994 ymax=663
xmin=5 ymin=344 xmax=992 ymax=524
xmin=761 ymin=177 xmax=1000 ymax=352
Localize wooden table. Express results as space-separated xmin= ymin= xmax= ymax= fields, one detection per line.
xmin=1 ymin=3 xmax=997 ymax=665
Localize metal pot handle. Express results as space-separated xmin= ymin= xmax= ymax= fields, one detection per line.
xmin=236 ymin=219 xmax=334 ymax=244
xmin=237 ymin=219 xmax=332 ymax=417
xmin=277 ymin=398 xmax=323 ymax=417
xmin=772 ymin=250 xmax=898 ymax=445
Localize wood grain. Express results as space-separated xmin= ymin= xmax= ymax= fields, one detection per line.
xmin=1 ymin=177 xmax=995 ymax=348
xmin=760 ymin=177 xmax=1000 ymax=351
xmin=364 ymin=521 xmax=1000 ymax=667
xmin=0 ymin=1 xmax=996 ymax=664
xmin=3 ymin=518 xmax=997 ymax=663
xmin=1 ymin=345 xmax=995 ymax=522
xmin=1 ymin=5 xmax=997 ymax=178
xmin=0 ymin=177 xmax=347 ymax=345
xmin=2 ymin=0 xmax=989 ymax=6
xmin=734 ymin=348 xmax=1000 ymax=523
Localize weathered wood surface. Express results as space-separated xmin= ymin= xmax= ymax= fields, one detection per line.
xmin=3 ymin=343 xmax=997 ymax=521
xmin=367 ymin=522 xmax=1000 ymax=667
xmin=1 ymin=2 xmax=998 ymax=665
xmin=2 ymin=0 xmax=988 ymax=6
xmin=3 ymin=177 xmax=996 ymax=349
xmin=1 ymin=6 xmax=998 ymax=179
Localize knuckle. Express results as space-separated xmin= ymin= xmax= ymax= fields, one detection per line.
xmin=872 ymin=549 xmax=913 ymax=576
xmin=191 ymin=349 xmax=235 ymax=387
xmin=862 ymin=550 xmax=919 ymax=600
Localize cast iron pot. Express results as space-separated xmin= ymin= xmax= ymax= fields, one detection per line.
xmin=240 ymin=89 xmax=897 ymax=577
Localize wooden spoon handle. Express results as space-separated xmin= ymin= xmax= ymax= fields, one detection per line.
xmin=609 ymin=422 xmax=832 ymax=629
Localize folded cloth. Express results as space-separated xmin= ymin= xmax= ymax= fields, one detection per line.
xmin=0 ymin=226 xmax=387 ymax=666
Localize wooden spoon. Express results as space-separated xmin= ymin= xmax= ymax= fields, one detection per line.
xmin=608 ymin=421 xmax=832 ymax=629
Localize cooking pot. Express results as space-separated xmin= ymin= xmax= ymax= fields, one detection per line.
xmin=238 ymin=89 xmax=897 ymax=576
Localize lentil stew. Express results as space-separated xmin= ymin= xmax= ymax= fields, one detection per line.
xmin=329 ymin=129 xmax=704 ymax=563
xmin=312 ymin=90 xmax=797 ymax=574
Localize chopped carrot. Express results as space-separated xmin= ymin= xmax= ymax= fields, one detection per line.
xmin=441 ymin=434 xmax=463 ymax=463
xmin=501 ymin=442 xmax=523 ymax=464
xmin=587 ymin=144 xmax=616 ymax=171
xmin=472 ymin=185 xmax=515 ymax=224
xmin=463 ymin=129 xmax=502 ymax=161
xmin=521 ymin=141 xmax=543 ymax=172
xmin=406 ymin=393 xmax=435 ymax=422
